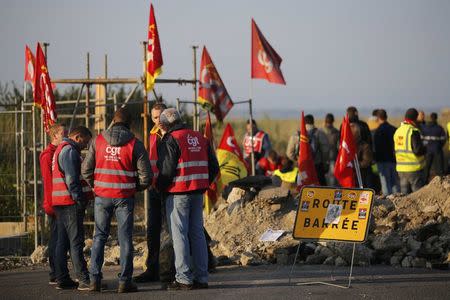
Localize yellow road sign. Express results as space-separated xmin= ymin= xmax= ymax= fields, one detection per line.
xmin=293 ymin=186 xmax=374 ymax=242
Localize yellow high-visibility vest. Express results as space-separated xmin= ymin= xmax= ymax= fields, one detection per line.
xmin=273 ymin=167 xmax=298 ymax=183
xmin=394 ymin=122 xmax=425 ymax=172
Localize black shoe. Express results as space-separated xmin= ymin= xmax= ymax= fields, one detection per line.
xmin=133 ymin=271 xmax=160 ymax=283
xmin=167 ymin=281 xmax=193 ymax=291
xmin=49 ymin=278 xmax=57 ymax=285
xmin=118 ymin=281 xmax=138 ymax=293
xmin=89 ymin=280 xmax=101 ymax=292
xmin=56 ymin=279 xmax=79 ymax=290
xmin=77 ymin=281 xmax=91 ymax=291
xmin=193 ymin=281 xmax=209 ymax=289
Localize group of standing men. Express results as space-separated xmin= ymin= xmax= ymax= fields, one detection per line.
xmin=39 ymin=104 xmax=219 ymax=293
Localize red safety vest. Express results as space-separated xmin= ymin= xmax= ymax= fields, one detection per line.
xmin=149 ymin=131 xmax=160 ymax=186
xmin=243 ymin=131 xmax=266 ymax=155
xmin=166 ymin=129 xmax=210 ymax=193
xmin=51 ymin=141 xmax=94 ymax=206
xmin=94 ymin=134 xmax=137 ymax=198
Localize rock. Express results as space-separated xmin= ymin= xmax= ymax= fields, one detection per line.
xmin=240 ymin=252 xmax=262 ymax=266
xmin=416 ymin=223 xmax=440 ymax=242
xmin=423 ymin=204 xmax=440 ymax=214
xmin=305 ymin=253 xmax=327 ymax=265
xmin=328 ymin=242 xmax=373 ymax=265
xmin=276 ymin=253 xmax=290 ymax=265
xmin=445 ymin=252 xmax=450 ymax=263
xmin=411 ymin=257 xmax=427 ymax=268
xmin=390 ymin=255 xmax=403 ymax=266
xmin=323 ymin=256 xmax=336 ymax=265
xmin=426 ymin=235 xmax=439 ymax=245
xmin=30 ymin=246 xmax=48 ymax=264
xmin=372 ymin=232 xmax=403 ymax=252
xmin=318 ymin=246 xmax=335 ymax=258
xmin=226 ymin=187 xmax=248 ymax=204
xmin=83 ymin=238 xmax=93 ymax=254
xmin=270 ymin=204 xmax=282 ymax=211
xmin=401 ymin=256 xmax=413 ymax=268
xmin=216 ymin=255 xmax=233 ymax=266
xmin=335 ymin=256 xmax=347 ymax=266
xmin=257 ymin=186 xmax=290 ymax=204
xmin=104 ymin=245 xmax=120 ymax=266
xmin=406 ymin=237 xmax=421 ymax=251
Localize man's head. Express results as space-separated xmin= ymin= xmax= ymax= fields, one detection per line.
xmin=48 ymin=123 xmax=66 ymax=145
xmin=246 ymin=119 xmax=258 ymax=134
xmin=376 ymin=109 xmax=388 ymax=124
xmin=151 ymin=102 xmax=167 ymax=128
xmin=304 ymin=114 xmax=314 ymax=125
xmin=430 ymin=112 xmax=438 ymax=122
xmin=405 ymin=108 xmax=419 ymax=122
xmin=159 ymin=108 xmax=181 ymax=132
xmin=417 ymin=110 xmax=425 ymax=123
xmin=267 ymin=150 xmax=278 ymax=163
xmin=68 ymin=126 xmax=92 ymax=149
xmin=347 ymin=106 xmax=359 ymax=122
xmin=325 ymin=113 xmax=334 ymax=127
xmin=113 ymin=108 xmax=132 ymax=127
xmin=350 ymin=122 xmax=361 ymax=141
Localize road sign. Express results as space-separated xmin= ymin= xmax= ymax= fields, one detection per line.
xmin=293 ymin=186 xmax=374 ymax=242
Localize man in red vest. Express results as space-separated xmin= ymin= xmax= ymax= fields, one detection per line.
xmin=82 ymin=108 xmax=151 ymax=293
xmin=52 ymin=126 xmax=93 ymax=291
xmin=39 ymin=123 xmax=65 ymax=285
xmin=242 ymin=119 xmax=271 ymax=172
xmin=134 ymin=102 xmax=167 ymax=283
xmin=156 ymin=108 xmax=219 ymax=290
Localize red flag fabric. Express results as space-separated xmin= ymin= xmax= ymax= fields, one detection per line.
xmin=251 ymin=19 xmax=286 ymax=85
xmin=198 ymin=46 xmax=234 ymax=122
xmin=146 ymin=3 xmax=163 ymax=91
xmin=24 ymin=45 xmax=35 ymax=84
xmin=297 ymin=111 xmax=319 ymax=187
xmin=34 ymin=43 xmax=57 ymax=132
xmin=334 ymin=115 xmax=357 ymax=187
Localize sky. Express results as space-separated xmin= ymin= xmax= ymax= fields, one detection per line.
xmin=1 ymin=0 xmax=450 ymax=117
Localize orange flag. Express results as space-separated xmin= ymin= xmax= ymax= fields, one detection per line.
xmin=334 ymin=115 xmax=357 ymax=187
xmin=146 ymin=3 xmax=163 ymax=91
xmin=34 ymin=43 xmax=57 ymax=132
xmin=24 ymin=45 xmax=35 ymax=85
xmin=251 ymin=19 xmax=286 ymax=85
xmin=297 ymin=111 xmax=319 ymax=187
xmin=198 ymin=46 xmax=234 ymax=122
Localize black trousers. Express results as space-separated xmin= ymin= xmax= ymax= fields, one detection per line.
xmin=424 ymin=151 xmax=445 ymax=182
xmin=146 ymin=188 xmax=162 ymax=275
xmin=48 ymin=215 xmax=57 ymax=280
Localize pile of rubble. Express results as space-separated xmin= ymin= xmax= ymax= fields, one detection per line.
xmin=205 ymin=176 xmax=450 ymax=268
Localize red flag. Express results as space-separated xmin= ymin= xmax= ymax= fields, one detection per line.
xmin=204 ymin=112 xmax=219 ymax=211
xmin=146 ymin=3 xmax=163 ymax=91
xmin=251 ymin=19 xmax=286 ymax=85
xmin=297 ymin=111 xmax=319 ymax=187
xmin=24 ymin=45 xmax=35 ymax=84
xmin=198 ymin=46 xmax=234 ymax=122
xmin=34 ymin=43 xmax=57 ymax=132
xmin=334 ymin=115 xmax=357 ymax=187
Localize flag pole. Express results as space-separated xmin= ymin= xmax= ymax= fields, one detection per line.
xmin=353 ymin=155 xmax=364 ymax=188
xmin=249 ymin=80 xmax=255 ymax=176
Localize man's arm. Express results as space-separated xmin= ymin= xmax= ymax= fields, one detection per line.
xmin=59 ymin=146 xmax=83 ymax=204
xmin=262 ymin=134 xmax=272 ymax=157
xmin=286 ymin=134 xmax=298 ymax=162
xmin=81 ymin=137 xmax=96 ymax=187
xmin=133 ymin=139 xmax=152 ymax=191
xmin=39 ymin=151 xmax=54 ymax=215
xmin=411 ymin=131 xmax=426 ymax=156
xmin=156 ymin=135 xmax=180 ymax=192
xmin=207 ymin=144 xmax=219 ymax=184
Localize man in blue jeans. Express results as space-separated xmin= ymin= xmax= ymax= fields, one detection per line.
xmin=156 ymin=108 xmax=219 ymax=290
xmin=82 ymin=108 xmax=151 ymax=293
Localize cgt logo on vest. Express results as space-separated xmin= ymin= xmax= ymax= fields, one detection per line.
xmin=105 ymin=146 xmax=121 ymax=162
xmin=187 ymin=134 xmax=201 ymax=152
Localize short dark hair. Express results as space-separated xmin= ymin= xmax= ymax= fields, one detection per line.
xmin=247 ymin=119 xmax=257 ymax=126
xmin=376 ymin=109 xmax=388 ymax=121
xmin=372 ymin=109 xmax=380 ymax=117
xmin=430 ymin=112 xmax=438 ymax=121
xmin=113 ymin=108 xmax=132 ymax=125
xmin=405 ymin=108 xmax=418 ymax=121
xmin=325 ymin=113 xmax=334 ymax=123
xmin=69 ymin=126 xmax=92 ymax=138
xmin=304 ymin=114 xmax=314 ymax=125
xmin=151 ymin=102 xmax=167 ymax=112
xmin=347 ymin=106 xmax=359 ymax=121
xmin=268 ymin=150 xmax=278 ymax=161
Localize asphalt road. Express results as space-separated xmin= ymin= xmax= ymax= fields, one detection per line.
xmin=1 ymin=264 xmax=449 ymax=299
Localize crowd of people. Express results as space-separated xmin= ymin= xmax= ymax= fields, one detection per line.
xmin=38 ymin=103 xmax=449 ymax=293
xmin=246 ymin=106 xmax=449 ymax=195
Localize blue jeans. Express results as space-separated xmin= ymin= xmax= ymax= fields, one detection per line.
xmin=166 ymin=193 xmax=208 ymax=285
xmin=54 ymin=204 xmax=89 ymax=283
xmin=90 ymin=197 xmax=135 ymax=283
xmin=377 ymin=162 xmax=399 ymax=195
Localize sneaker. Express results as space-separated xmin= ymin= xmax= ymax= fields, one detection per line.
xmin=49 ymin=278 xmax=57 ymax=285
xmin=166 ymin=280 xmax=193 ymax=291
xmin=89 ymin=280 xmax=101 ymax=292
xmin=193 ymin=281 xmax=208 ymax=289
xmin=117 ymin=281 xmax=138 ymax=293
xmin=133 ymin=271 xmax=160 ymax=283
xmin=56 ymin=279 xmax=79 ymax=290
xmin=77 ymin=281 xmax=91 ymax=291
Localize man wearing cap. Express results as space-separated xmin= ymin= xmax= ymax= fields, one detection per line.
xmin=82 ymin=108 xmax=151 ymax=293
xmin=156 ymin=108 xmax=219 ymax=290
xmin=393 ymin=108 xmax=427 ymax=194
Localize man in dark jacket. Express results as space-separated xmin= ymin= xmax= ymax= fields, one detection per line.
xmin=374 ymin=109 xmax=399 ymax=195
xmin=346 ymin=106 xmax=373 ymax=147
xmin=421 ymin=112 xmax=446 ymax=181
xmin=82 ymin=108 xmax=151 ymax=293
xmin=156 ymin=108 xmax=219 ymax=290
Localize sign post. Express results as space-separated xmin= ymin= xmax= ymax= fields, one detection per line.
xmin=289 ymin=186 xmax=374 ymax=288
